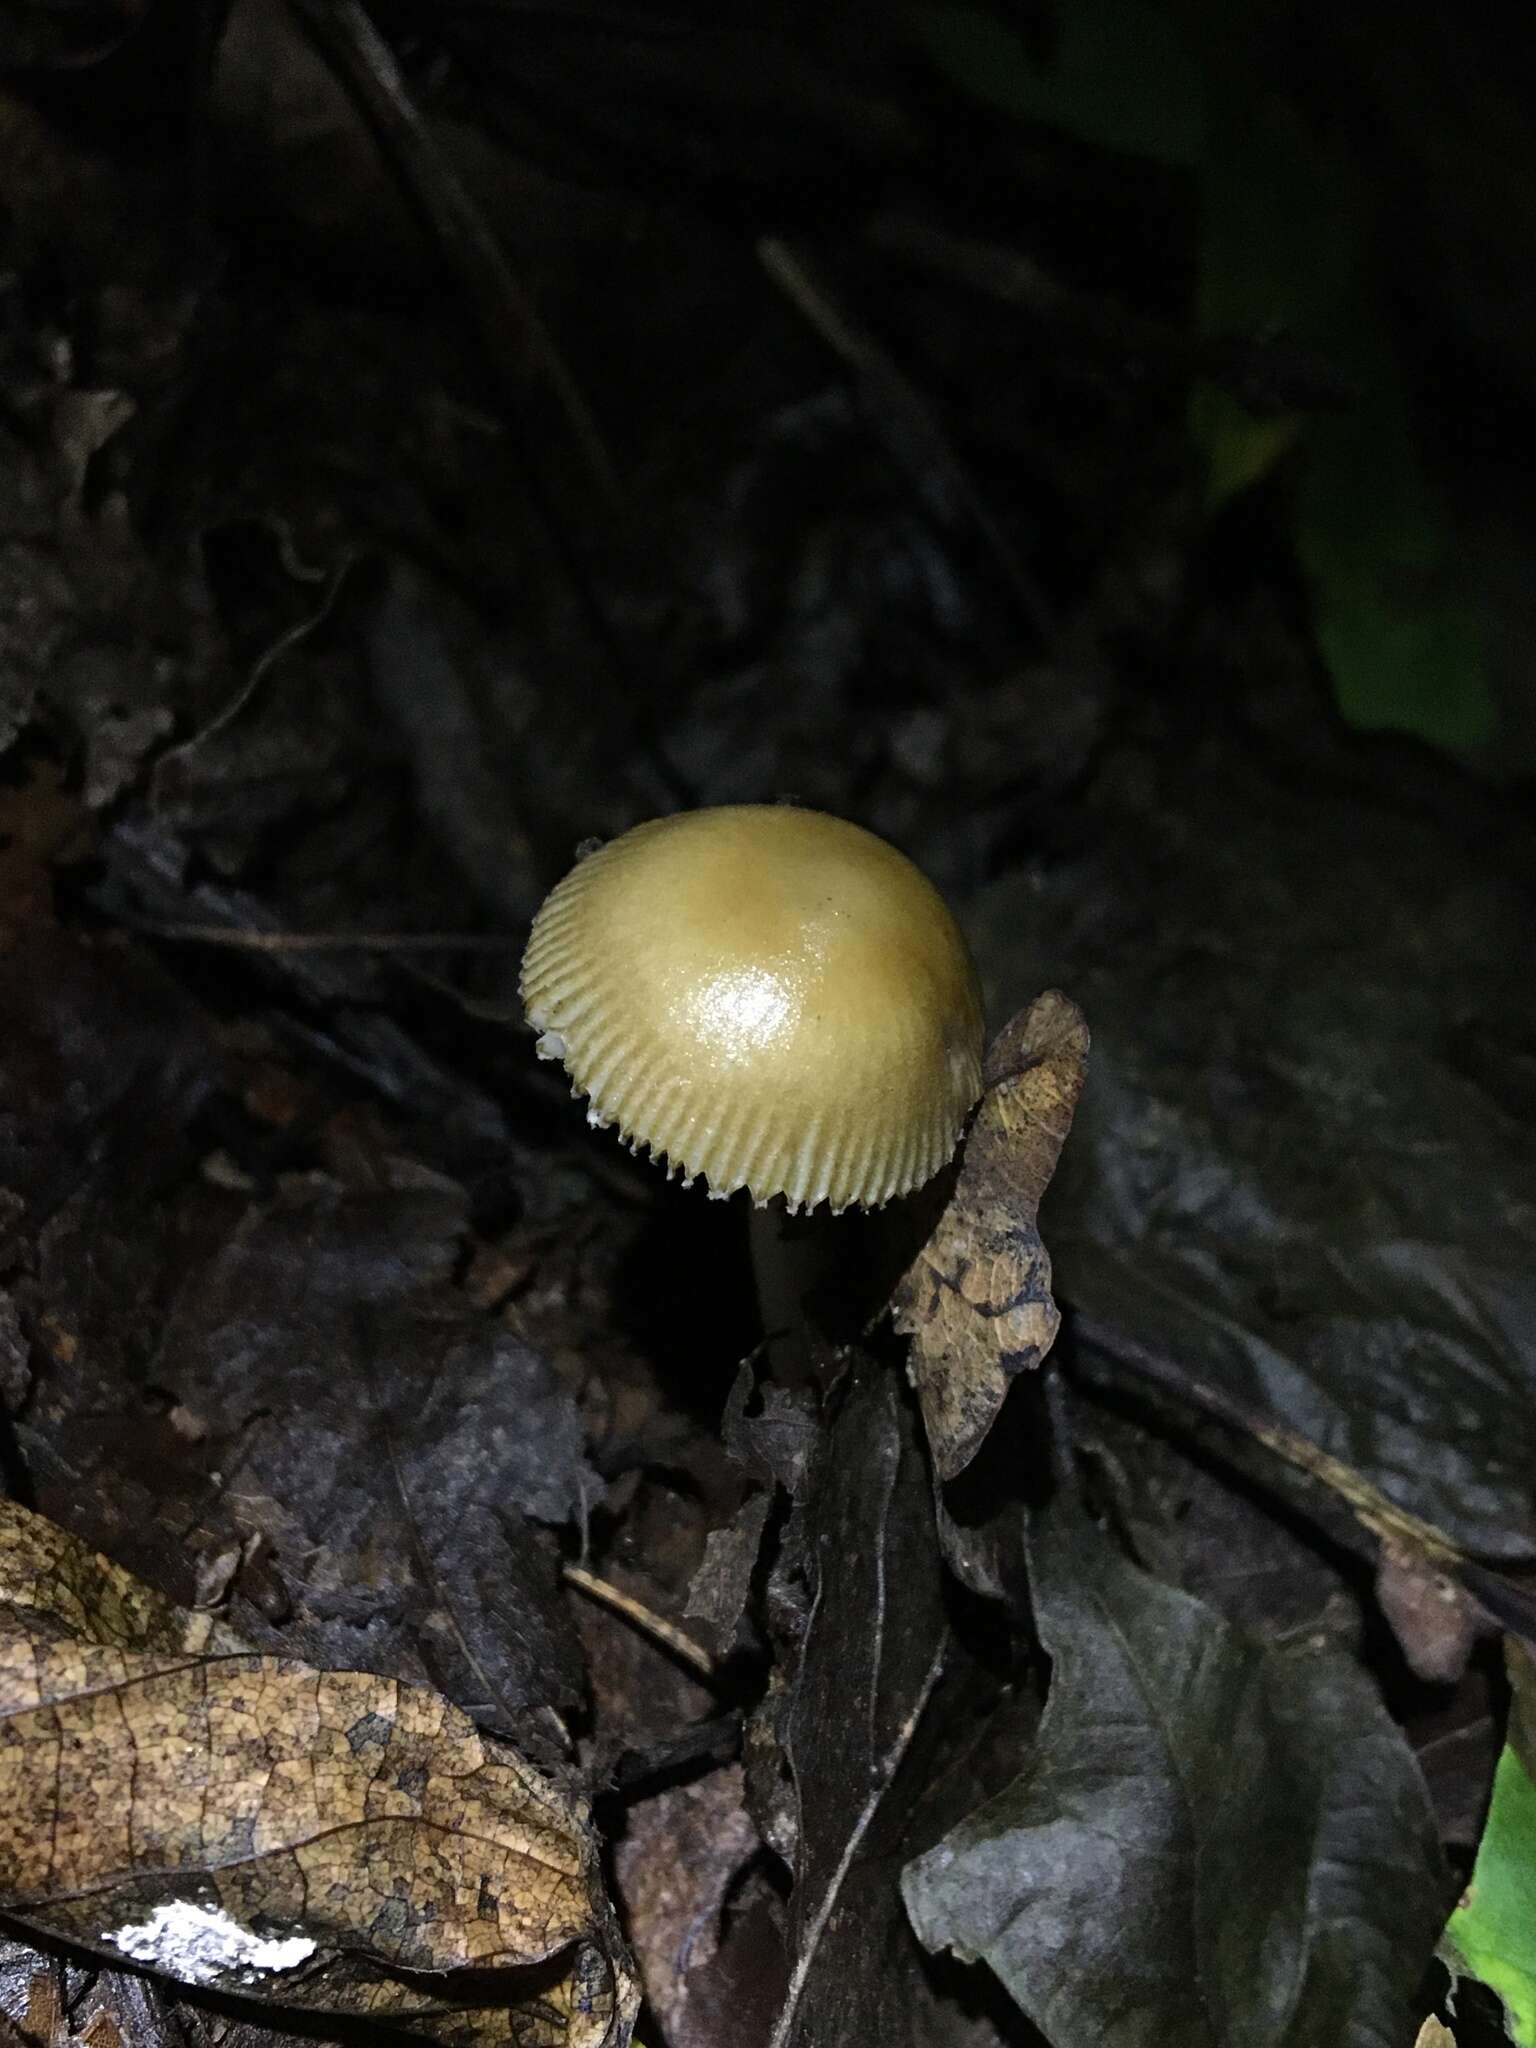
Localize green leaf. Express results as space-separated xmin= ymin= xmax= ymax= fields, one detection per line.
xmin=902 ymin=1503 xmax=1446 ymax=2046
xmin=1442 ymin=1645 xmax=1536 ymax=2045
xmin=1189 ymin=383 xmax=1297 ymax=509
xmin=1295 ymin=531 xmax=1494 ymax=755
xmin=1444 ymin=1748 xmax=1536 ymax=2046
xmin=1194 ymin=93 xmax=1495 ymax=755
xmin=904 ymin=0 xmax=1205 ymax=166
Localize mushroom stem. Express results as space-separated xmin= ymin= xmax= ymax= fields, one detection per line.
xmin=747 ymin=1197 xmax=923 ymax=1381
xmin=747 ymin=1203 xmax=824 ymax=1380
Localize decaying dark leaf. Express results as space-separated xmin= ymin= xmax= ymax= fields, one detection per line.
xmin=722 ymin=1362 xmax=818 ymax=1502
xmin=138 ymin=1189 xmax=595 ymax=1721
xmin=11 ymin=1141 xmax=590 ymax=1724
xmin=0 ymin=0 xmax=145 ymax=69
xmin=1074 ymin=1383 xmax=1363 ymax=1650
xmin=766 ymin=1355 xmax=951 ymax=2047
xmin=614 ymin=1762 xmax=760 ymax=2037
xmin=684 ymin=1494 xmax=772 ymax=1658
xmin=903 ymin=1498 xmax=1446 ymax=2048
xmin=979 ymin=740 xmax=1536 ymax=1564
xmin=893 ymin=989 xmax=1089 ymax=1481
xmin=0 ymin=1501 xmax=638 ymax=2048
xmin=2 ymin=1942 xmax=160 ymax=2048
xmin=664 ymin=1888 xmax=791 ymax=2048
xmin=0 ymin=743 xmax=587 ymax=1749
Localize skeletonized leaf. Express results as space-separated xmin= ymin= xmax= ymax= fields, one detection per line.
xmin=902 ymin=1500 xmax=1446 ymax=2047
xmin=0 ymin=1501 xmax=637 ymax=2048
xmin=893 ymin=990 xmax=1088 ymax=1480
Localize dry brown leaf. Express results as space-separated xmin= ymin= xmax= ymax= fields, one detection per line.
xmin=0 ymin=1501 xmax=637 ymax=2048
xmin=1376 ymin=1537 xmax=1482 ymax=1683
xmin=614 ymin=1764 xmax=759 ymax=2037
xmin=892 ymin=988 xmax=1089 ymax=1480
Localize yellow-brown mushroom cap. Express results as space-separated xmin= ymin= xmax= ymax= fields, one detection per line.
xmin=519 ymin=805 xmax=985 ymax=1213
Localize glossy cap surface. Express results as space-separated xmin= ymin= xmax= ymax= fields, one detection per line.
xmin=520 ymin=805 xmax=985 ymax=1211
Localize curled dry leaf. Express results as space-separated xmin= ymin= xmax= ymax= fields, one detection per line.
xmin=892 ymin=989 xmax=1089 ymax=1480
xmin=0 ymin=1502 xmax=638 ymax=2048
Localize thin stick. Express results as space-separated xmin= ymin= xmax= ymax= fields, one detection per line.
xmin=126 ymin=922 xmax=521 ymax=954
xmin=563 ymin=1563 xmax=717 ymax=1681
xmin=1074 ymin=1314 xmax=1463 ymax=1567
xmin=156 ymin=552 xmax=356 ymax=778
xmin=285 ymin=0 xmax=619 ymax=506
xmin=759 ymin=235 xmax=1055 ymax=642
xmin=871 ymin=212 xmax=1358 ymax=414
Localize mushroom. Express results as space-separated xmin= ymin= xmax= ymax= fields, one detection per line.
xmin=520 ymin=804 xmax=985 ymax=1353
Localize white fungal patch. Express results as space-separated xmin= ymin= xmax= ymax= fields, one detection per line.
xmin=107 ymin=1902 xmax=316 ymax=1984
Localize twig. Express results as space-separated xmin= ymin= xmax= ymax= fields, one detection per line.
xmin=155 ymin=550 xmax=356 ymax=782
xmin=284 ymin=0 xmax=619 ymax=506
xmin=124 ymin=921 xmax=520 ymax=953
xmin=283 ymin=0 xmax=699 ymax=821
xmin=871 ymin=211 xmax=1358 ymax=416
xmin=758 ymin=235 xmax=1056 ymax=643
xmin=563 ymin=1563 xmax=718 ymax=1681
xmin=1072 ymin=1313 xmax=1463 ymax=1566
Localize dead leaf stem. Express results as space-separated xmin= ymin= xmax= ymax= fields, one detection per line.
xmin=562 ymin=1564 xmax=717 ymax=1682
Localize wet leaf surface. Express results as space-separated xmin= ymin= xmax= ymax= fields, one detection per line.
xmin=904 ymin=1497 xmax=1447 ymax=2048
xmin=0 ymin=1501 xmax=638 ymax=2048
xmin=137 ymin=1185 xmax=593 ymax=1720
xmin=11 ymin=1159 xmax=590 ymax=1728
xmin=976 ymin=737 xmax=1536 ymax=1562
xmin=0 ymin=799 xmax=590 ymax=1726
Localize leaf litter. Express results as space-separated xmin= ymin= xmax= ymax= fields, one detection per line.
xmin=0 ymin=1499 xmax=637 ymax=2047
xmin=4 ymin=11 xmax=1534 ymax=2046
